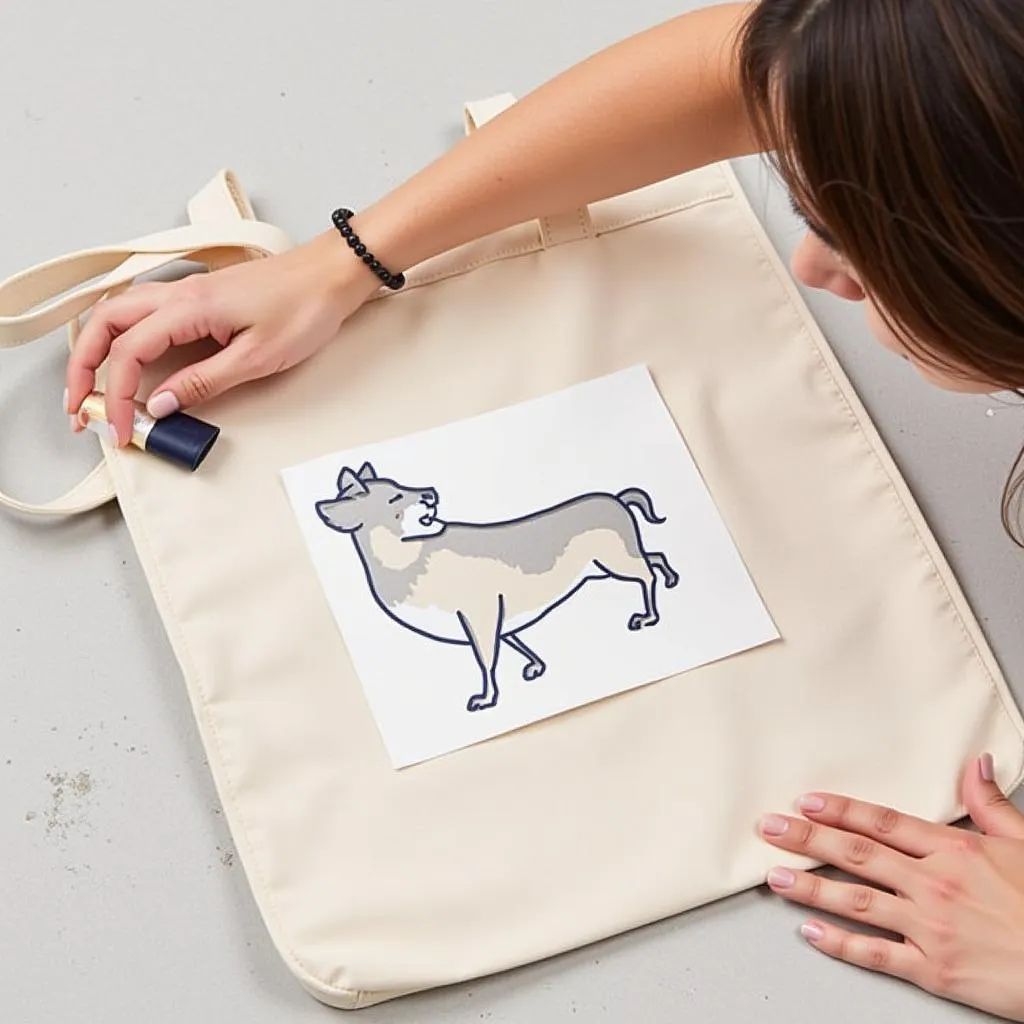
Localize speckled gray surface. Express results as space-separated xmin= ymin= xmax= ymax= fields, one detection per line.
xmin=2 ymin=2 xmax=1022 ymax=1021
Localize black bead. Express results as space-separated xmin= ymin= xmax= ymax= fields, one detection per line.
xmin=346 ymin=235 xmax=358 ymax=248
xmin=340 ymin=224 xmax=353 ymax=237
xmin=354 ymin=243 xmax=367 ymax=256
xmin=377 ymin=268 xmax=390 ymax=280
xmin=369 ymin=259 xmax=381 ymax=271
xmin=362 ymin=253 xmax=374 ymax=264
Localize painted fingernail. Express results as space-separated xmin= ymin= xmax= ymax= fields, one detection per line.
xmin=761 ymin=814 xmax=790 ymax=837
xmin=147 ymin=391 xmax=179 ymax=418
xmin=62 ymin=387 xmax=70 ymax=414
xmin=801 ymin=922 xmax=825 ymax=943
xmin=108 ymin=424 xmax=121 ymax=447
xmin=800 ymin=794 xmax=827 ymax=813
xmin=69 ymin=414 xmax=79 ymax=432
xmin=767 ymin=867 xmax=796 ymax=889
xmin=980 ymin=753 xmax=995 ymax=783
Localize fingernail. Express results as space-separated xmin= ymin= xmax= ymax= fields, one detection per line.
xmin=980 ymin=753 xmax=995 ymax=783
xmin=108 ymin=424 xmax=121 ymax=447
xmin=147 ymin=391 xmax=179 ymax=418
xmin=801 ymin=922 xmax=825 ymax=943
xmin=799 ymin=794 xmax=827 ymax=813
xmin=62 ymin=387 xmax=69 ymax=414
xmin=767 ymin=867 xmax=796 ymax=889
xmin=761 ymin=814 xmax=790 ymax=837
xmin=69 ymin=414 xmax=79 ymax=432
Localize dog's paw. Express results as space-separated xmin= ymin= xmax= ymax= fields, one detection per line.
xmin=629 ymin=613 xmax=659 ymax=630
xmin=665 ymin=572 xmax=680 ymax=589
xmin=467 ymin=694 xmax=497 ymax=712
xmin=523 ymin=662 xmax=546 ymax=682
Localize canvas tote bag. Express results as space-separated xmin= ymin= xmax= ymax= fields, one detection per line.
xmin=2 ymin=93 xmax=1023 ymax=1009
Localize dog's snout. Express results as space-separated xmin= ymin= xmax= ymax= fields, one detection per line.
xmin=422 ymin=489 xmax=438 ymax=507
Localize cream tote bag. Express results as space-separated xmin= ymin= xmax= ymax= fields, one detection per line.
xmin=3 ymin=94 xmax=1023 ymax=1009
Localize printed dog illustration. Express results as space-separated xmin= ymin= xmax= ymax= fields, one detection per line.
xmin=315 ymin=463 xmax=679 ymax=712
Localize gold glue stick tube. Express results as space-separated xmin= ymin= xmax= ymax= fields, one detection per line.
xmin=78 ymin=391 xmax=220 ymax=472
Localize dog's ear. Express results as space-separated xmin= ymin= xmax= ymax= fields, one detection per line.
xmin=357 ymin=462 xmax=378 ymax=483
xmin=315 ymin=499 xmax=362 ymax=533
xmin=336 ymin=467 xmax=369 ymax=498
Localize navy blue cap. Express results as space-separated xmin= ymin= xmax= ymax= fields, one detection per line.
xmin=144 ymin=411 xmax=221 ymax=471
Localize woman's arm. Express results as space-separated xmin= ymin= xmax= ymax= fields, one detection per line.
xmin=351 ymin=2 xmax=756 ymax=272
xmin=66 ymin=3 xmax=758 ymax=441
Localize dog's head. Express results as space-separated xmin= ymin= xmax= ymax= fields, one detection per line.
xmin=315 ymin=462 xmax=440 ymax=536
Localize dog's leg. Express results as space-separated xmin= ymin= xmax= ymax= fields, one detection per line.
xmin=457 ymin=596 xmax=505 ymax=712
xmin=628 ymin=565 xmax=659 ymax=630
xmin=502 ymin=633 xmax=546 ymax=681
xmin=645 ymin=551 xmax=679 ymax=590
xmin=595 ymin=555 xmax=661 ymax=631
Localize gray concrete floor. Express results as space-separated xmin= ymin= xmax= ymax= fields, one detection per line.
xmin=2 ymin=2 xmax=1023 ymax=1021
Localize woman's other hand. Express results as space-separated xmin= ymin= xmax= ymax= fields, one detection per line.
xmin=761 ymin=755 xmax=1024 ymax=1021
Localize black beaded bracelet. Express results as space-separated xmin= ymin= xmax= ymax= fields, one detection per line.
xmin=331 ymin=208 xmax=406 ymax=291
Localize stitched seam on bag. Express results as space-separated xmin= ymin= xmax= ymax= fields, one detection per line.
xmin=580 ymin=206 xmax=593 ymax=239
xmin=783 ymin=286 xmax=1021 ymax=733
xmin=104 ymin=452 xmax=365 ymax=1006
xmin=224 ymin=176 xmax=249 ymax=220
xmin=735 ymin=220 xmax=1024 ymax=788
xmin=596 ymin=189 xmax=734 ymax=236
xmin=405 ymin=242 xmax=542 ymax=290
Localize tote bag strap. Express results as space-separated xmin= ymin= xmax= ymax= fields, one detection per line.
xmin=464 ymin=93 xmax=594 ymax=248
xmin=0 ymin=170 xmax=293 ymax=517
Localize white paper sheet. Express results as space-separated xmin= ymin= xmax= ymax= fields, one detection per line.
xmin=281 ymin=365 xmax=779 ymax=768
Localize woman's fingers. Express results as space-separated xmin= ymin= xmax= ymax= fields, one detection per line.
xmin=962 ymin=755 xmax=1024 ymax=840
xmin=759 ymin=814 xmax=917 ymax=893
xmin=798 ymin=917 xmax=926 ymax=985
xmin=101 ymin=302 xmax=225 ymax=444
xmin=766 ymin=866 xmax=913 ymax=940
xmin=66 ymin=275 xmax=239 ymax=443
xmin=794 ymin=792 xmax=947 ymax=858
xmin=66 ymin=284 xmax=166 ymax=413
xmin=146 ymin=340 xmax=260 ymax=420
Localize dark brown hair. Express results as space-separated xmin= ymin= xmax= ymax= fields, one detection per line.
xmin=736 ymin=0 xmax=1024 ymax=542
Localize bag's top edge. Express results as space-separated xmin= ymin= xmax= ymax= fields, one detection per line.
xmin=381 ymin=163 xmax=735 ymax=296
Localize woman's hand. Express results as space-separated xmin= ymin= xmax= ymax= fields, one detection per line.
xmin=761 ymin=755 xmax=1024 ymax=1020
xmin=65 ymin=230 xmax=381 ymax=445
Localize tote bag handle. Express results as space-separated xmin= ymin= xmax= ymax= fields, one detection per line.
xmin=0 ymin=171 xmax=292 ymax=517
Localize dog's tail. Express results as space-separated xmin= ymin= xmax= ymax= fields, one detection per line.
xmin=616 ymin=488 xmax=665 ymax=525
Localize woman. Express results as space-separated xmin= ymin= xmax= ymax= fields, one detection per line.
xmin=65 ymin=1 xmax=1024 ymax=1017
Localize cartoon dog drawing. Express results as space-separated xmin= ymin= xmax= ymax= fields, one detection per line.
xmin=315 ymin=463 xmax=679 ymax=712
